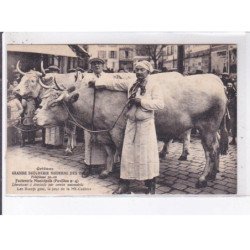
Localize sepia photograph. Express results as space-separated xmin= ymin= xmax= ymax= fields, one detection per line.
xmin=5 ymin=42 xmax=237 ymax=195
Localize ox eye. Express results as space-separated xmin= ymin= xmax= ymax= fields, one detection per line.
xmin=50 ymin=102 xmax=58 ymax=108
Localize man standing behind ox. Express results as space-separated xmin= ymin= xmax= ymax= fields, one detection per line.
xmin=90 ymin=60 xmax=164 ymax=194
xmin=82 ymin=57 xmax=112 ymax=179
xmin=44 ymin=65 xmax=64 ymax=149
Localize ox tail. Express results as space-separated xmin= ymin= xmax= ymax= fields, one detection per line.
xmin=219 ymin=108 xmax=229 ymax=155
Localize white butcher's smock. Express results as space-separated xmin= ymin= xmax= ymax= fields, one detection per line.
xmin=83 ymin=72 xmax=108 ymax=165
xmin=96 ymin=76 xmax=164 ymax=180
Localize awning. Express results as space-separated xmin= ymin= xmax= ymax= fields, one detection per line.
xmin=68 ymin=45 xmax=89 ymax=58
xmin=77 ymin=45 xmax=89 ymax=55
xmin=7 ymin=44 xmax=77 ymax=57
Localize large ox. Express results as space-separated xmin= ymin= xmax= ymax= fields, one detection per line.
xmin=33 ymin=72 xmax=228 ymax=188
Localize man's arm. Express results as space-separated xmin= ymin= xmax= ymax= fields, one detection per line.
xmin=140 ymin=83 xmax=165 ymax=110
xmin=90 ymin=75 xmax=131 ymax=92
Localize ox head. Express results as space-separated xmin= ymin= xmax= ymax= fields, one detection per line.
xmin=13 ymin=61 xmax=80 ymax=98
xmin=13 ymin=61 xmax=57 ymax=98
xmin=33 ymin=86 xmax=79 ymax=127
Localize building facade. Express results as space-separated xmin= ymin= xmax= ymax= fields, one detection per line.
xmin=87 ymin=45 xmax=120 ymax=72
xmin=162 ymin=45 xmax=178 ymax=71
xmin=119 ymin=45 xmax=135 ymax=72
xmin=161 ymin=44 xmax=237 ymax=75
xmin=87 ymin=45 xmax=136 ymax=72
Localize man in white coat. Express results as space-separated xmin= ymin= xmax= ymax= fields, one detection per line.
xmin=82 ymin=57 xmax=109 ymax=178
xmin=92 ymin=60 xmax=164 ymax=194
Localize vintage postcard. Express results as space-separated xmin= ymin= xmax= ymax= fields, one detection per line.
xmin=3 ymin=33 xmax=240 ymax=197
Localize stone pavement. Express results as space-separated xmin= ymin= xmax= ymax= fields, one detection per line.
xmin=6 ymin=137 xmax=237 ymax=195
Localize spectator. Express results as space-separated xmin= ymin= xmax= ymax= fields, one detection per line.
xmin=7 ymin=90 xmax=23 ymax=146
xmin=226 ymin=82 xmax=237 ymax=145
xmin=44 ymin=65 xmax=64 ymax=149
xmin=21 ymin=98 xmax=36 ymax=146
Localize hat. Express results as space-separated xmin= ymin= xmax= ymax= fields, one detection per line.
xmin=48 ymin=65 xmax=60 ymax=72
xmin=222 ymin=72 xmax=229 ymax=76
xmin=68 ymin=68 xmax=76 ymax=73
xmin=13 ymin=69 xmax=21 ymax=74
xmin=135 ymin=60 xmax=153 ymax=73
xmin=89 ymin=57 xmax=105 ymax=64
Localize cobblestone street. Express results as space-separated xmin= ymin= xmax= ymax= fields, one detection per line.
xmin=6 ymin=137 xmax=237 ymax=195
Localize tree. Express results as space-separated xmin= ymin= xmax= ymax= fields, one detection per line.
xmin=135 ymin=45 xmax=167 ymax=69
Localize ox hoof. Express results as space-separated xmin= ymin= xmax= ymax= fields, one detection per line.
xmin=195 ymin=179 xmax=207 ymax=188
xmin=178 ymin=155 xmax=187 ymax=161
xmin=207 ymin=172 xmax=217 ymax=181
xmin=159 ymin=152 xmax=167 ymax=160
xmin=99 ymin=170 xmax=110 ymax=179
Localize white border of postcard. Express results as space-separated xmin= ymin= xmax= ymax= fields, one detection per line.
xmin=2 ymin=32 xmax=250 ymax=214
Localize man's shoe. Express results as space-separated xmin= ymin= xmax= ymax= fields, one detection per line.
xmin=82 ymin=166 xmax=91 ymax=178
xmin=113 ymin=181 xmax=130 ymax=194
xmin=145 ymin=178 xmax=156 ymax=194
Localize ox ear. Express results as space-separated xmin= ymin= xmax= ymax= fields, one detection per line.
xmin=67 ymin=86 xmax=76 ymax=93
xmin=66 ymin=93 xmax=79 ymax=103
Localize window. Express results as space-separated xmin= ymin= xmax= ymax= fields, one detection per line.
xmin=109 ymin=51 xmax=117 ymax=59
xmin=54 ymin=56 xmax=59 ymax=66
xmin=125 ymin=50 xmax=129 ymax=59
xmin=171 ymin=46 xmax=174 ymax=54
xmin=98 ymin=51 xmax=106 ymax=59
xmin=48 ymin=56 xmax=54 ymax=65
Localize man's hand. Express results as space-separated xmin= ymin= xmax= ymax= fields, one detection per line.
xmin=88 ymin=81 xmax=96 ymax=88
xmin=129 ymin=98 xmax=141 ymax=107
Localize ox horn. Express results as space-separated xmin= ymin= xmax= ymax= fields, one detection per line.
xmin=38 ymin=78 xmax=54 ymax=89
xmin=40 ymin=61 xmax=46 ymax=76
xmin=16 ymin=61 xmax=26 ymax=75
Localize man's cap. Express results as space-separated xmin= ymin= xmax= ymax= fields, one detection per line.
xmin=89 ymin=57 xmax=105 ymax=64
xmin=68 ymin=68 xmax=76 ymax=73
xmin=48 ymin=65 xmax=60 ymax=72
xmin=13 ymin=69 xmax=20 ymax=74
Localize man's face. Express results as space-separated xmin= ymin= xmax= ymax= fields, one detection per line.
xmin=135 ymin=66 xmax=149 ymax=80
xmin=12 ymin=81 xmax=19 ymax=88
xmin=91 ymin=61 xmax=104 ymax=75
xmin=222 ymin=75 xmax=229 ymax=80
xmin=227 ymin=82 xmax=233 ymax=89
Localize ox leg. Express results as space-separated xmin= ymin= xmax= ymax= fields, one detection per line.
xmin=99 ymin=145 xmax=116 ymax=179
xmin=64 ymin=125 xmax=76 ymax=156
xmin=65 ymin=133 xmax=73 ymax=155
xmin=196 ymin=131 xmax=220 ymax=188
xmin=159 ymin=140 xmax=172 ymax=160
xmin=178 ymin=129 xmax=191 ymax=161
